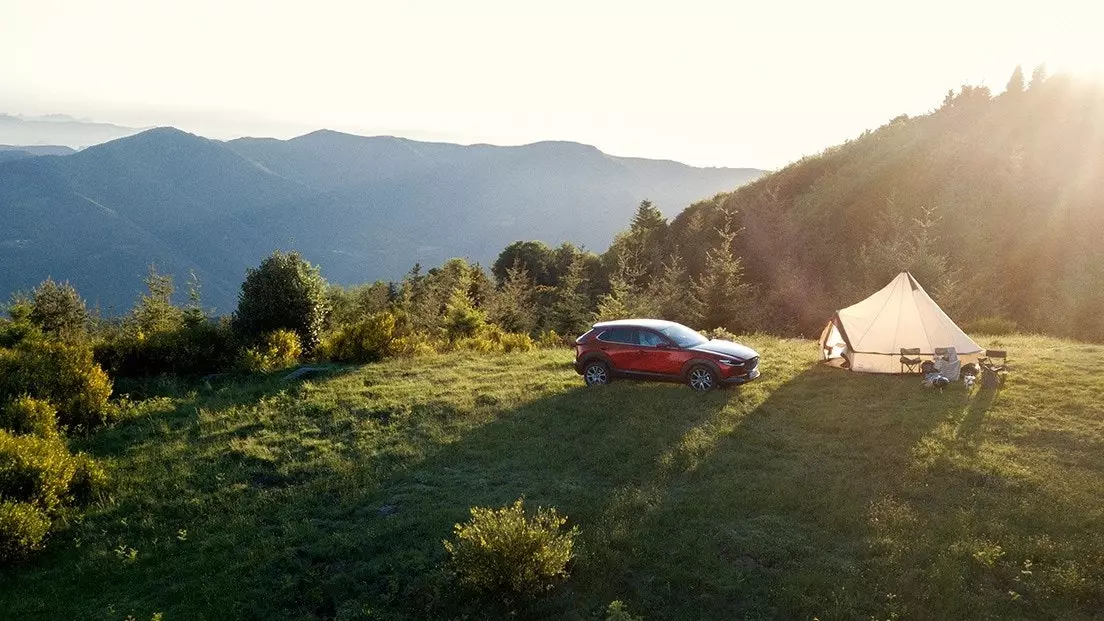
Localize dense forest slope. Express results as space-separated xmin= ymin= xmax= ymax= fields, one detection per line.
xmin=662 ymin=73 xmax=1104 ymax=341
xmin=0 ymin=128 xmax=762 ymax=313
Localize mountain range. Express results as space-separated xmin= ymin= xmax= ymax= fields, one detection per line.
xmin=0 ymin=128 xmax=764 ymax=313
xmin=0 ymin=114 xmax=142 ymax=147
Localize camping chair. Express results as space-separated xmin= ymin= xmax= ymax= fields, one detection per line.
xmin=979 ymin=349 xmax=1008 ymax=388
xmin=933 ymin=347 xmax=961 ymax=381
xmin=899 ymin=348 xmax=922 ymax=374
xmin=980 ymin=349 xmax=1007 ymax=373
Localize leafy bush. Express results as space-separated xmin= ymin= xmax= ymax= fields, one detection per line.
xmin=605 ymin=600 xmax=644 ymax=621
xmin=68 ymin=453 xmax=108 ymax=505
xmin=96 ymin=317 xmax=238 ymax=378
xmin=499 ymin=332 xmax=534 ymax=353
xmin=443 ymin=498 xmax=578 ymax=601
xmin=321 ymin=312 xmax=397 ymax=363
xmin=444 ymin=289 xmax=486 ymax=342
xmin=0 ymin=338 xmax=114 ymax=430
xmin=0 ymin=430 xmax=77 ymax=511
xmin=28 ymin=278 xmax=88 ymax=340
xmin=0 ymin=501 xmax=51 ymax=562
xmin=536 ymin=330 xmax=566 ymax=349
xmin=964 ymin=316 xmax=1018 ymax=336
xmin=0 ymin=396 xmax=59 ymax=439
xmin=239 ymin=329 xmax=303 ymax=373
xmin=700 ymin=327 xmax=740 ymax=342
xmin=234 ymin=251 xmax=330 ymax=353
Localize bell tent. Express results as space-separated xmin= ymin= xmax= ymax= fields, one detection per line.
xmin=819 ymin=272 xmax=983 ymax=373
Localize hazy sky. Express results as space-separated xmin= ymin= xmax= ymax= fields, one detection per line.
xmin=2 ymin=0 xmax=1102 ymax=168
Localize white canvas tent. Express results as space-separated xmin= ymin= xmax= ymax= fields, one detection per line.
xmin=819 ymin=272 xmax=983 ymax=373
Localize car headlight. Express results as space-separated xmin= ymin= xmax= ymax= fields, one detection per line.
xmin=718 ymin=359 xmax=743 ymax=366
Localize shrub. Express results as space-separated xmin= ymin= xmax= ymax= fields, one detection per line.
xmin=234 ymin=251 xmax=330 ymax=353
xmin=0 ymin=396 xmax=59 ymax=439
xmin=95 ymin=318 xmax=238 ymax=378
xmin=0 ymin=430 xmax=77 ymax=511
xmin=443 ymin=498 xmax=578 ymax=601
xmin=965 ymin=316 xmax=1018 ymax=336
xmin=68 ymin=453 xmax=108 ymax=505
xmin=536 ymin=330 xmax=566 ymax=349
xmin=0 ymin=501 xmax=51 ymax=562
xmin=499 ymin=332 xmax=534 ymax=353
xmin=239 ymin=329 xmax=302 ymax=373
xmin=444 ymin=289 xmax=486 ymax=342
xmin=700 ymin=327 xmax=740 ymax=342
xmin=605 ymin=600 xmax=643 ymax=621
xmin=28 ymin=278 xmax=88 ymax=340
xmin=0 ymin=338 xmax=114 ymax=430
xmin=321 ymin=312 xmax=397 ymax=363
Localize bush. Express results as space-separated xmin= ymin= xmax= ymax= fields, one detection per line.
xmin=0 ymin=430 xmax=77 ymax=511
xmin=700 ymin=327 xmax=740 ymax=342
xmin=964 ymin=316 xmax=1018 ymax=336
xmin=0 ymin=501 xmax=50 ymax=562
xmin=234 ymin=251 xmax=330 ymax=353
xmin=28 ymin=278 xmax=88 ymax=340
xmin=536 ymin=330 xmax=566 ymax=349
xmin=96 ymin=318 xmax=238 ymax=378
xmin=499 ymin=332 xmax=534 ymax=353
xmin=443 ymin=498 xmax=578 ymax=601
xmin=239 ymin=329 xmax=303 ymax=373
xmin=605 ymin=600 xmax=643 ymax=621
xmin=0 ymin=338 xmax=114 ymax=430
xmin=0 ymin=396 xmax=59 ymax=439
xmin=321 ymin=312 xmax=397 ymax=363
xmin=68 ymin=452 xmax=108 ymax=505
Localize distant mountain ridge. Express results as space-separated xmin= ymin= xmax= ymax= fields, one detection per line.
xmin=0 ymin=114 xmax=143 ymax=147
xmin=0 ymin=127 xmax=764 ymax=313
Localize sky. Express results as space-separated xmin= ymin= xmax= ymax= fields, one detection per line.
xmin=2 ymin=0 xmax=1102 ymax=169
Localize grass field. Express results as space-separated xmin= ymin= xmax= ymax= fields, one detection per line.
xmin=2 ymin=334 xmax=1104 ymax=620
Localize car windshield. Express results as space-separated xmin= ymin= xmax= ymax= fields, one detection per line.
xmin=660 ymin=324 xmax=708 ymax=347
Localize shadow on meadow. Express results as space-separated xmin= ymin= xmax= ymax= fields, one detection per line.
xmin=12 ymin=360 xmax=1098 ymax=621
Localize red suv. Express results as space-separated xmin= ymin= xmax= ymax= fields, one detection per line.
xmin=574 ymin=319 xmax=760 ymax=391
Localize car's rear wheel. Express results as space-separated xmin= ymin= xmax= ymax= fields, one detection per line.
xmin=583 ymin=361 xmax=611 ymax=386
xmin=687 ymin=364 xmax=717 ymax=392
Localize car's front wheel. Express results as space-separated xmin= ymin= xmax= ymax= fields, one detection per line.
xmin=687 ymin=364 xmax=717 ymax=392
xmin=583 ymin=361 xmax=611 ymax=386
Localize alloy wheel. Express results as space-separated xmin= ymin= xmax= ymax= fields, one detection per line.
xmin=689 ymin=367 xmax=715 ymax=391
xmin=585 ymin=363 xmax=609 ymax=385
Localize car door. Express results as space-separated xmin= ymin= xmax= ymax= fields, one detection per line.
xmin=595 ymin=327 xmax=643 ymax=372
xmin=634 ymin=329 xmax=683 ymax=375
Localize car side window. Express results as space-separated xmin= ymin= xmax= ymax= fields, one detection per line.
xmin=637 ymin=330 xmax=666 ymax=347
xmin=597 ymin=328 xmax=636 ymax=344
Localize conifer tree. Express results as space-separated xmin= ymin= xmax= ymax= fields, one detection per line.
xmin=692 ymin=212 xmax=754 ymax=332
xmin=1005 ymin=65 xmax=1025 ymax=94
xmin=28 ymin=278 xmax=87 ymax=339
xmin=549 ymin=254 xmax=591 ymax=336
xmin=488 ymin=260 xmax=537 ymax=334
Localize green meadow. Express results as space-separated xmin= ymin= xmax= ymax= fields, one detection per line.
xmin=3 ymin=335 xmax=1103 ymax=620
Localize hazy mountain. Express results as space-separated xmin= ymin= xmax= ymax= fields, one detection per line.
xmin=0 ymin=128 xmax=764 ymax=313
xmin=0 ymin=144 xmax=77 ymax=163
xmin=0 ymin=114 xmax=142 ymax=148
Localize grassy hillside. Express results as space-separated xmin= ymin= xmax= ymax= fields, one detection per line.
xmin=3 ymin=335 xmax=1103 ymax=619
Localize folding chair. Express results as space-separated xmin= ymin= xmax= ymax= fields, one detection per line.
xmin=980 ymin=349 xmax=1007 ymax=373
xmin=979 ymin=349 xmax=1008 ymax=388
xmin=899 ymin=348 xmax=922 ymax=374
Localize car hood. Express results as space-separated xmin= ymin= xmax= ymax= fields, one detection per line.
xmin=689 ymin=339 xmax=759 ymax=361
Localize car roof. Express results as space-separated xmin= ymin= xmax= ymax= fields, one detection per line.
xmin=591 ymin=318 xmax=683 ymax=331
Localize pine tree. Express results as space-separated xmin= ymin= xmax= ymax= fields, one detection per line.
xmin=549 ymin=254 xmax=591 ymax=336
xmin=1005 ymin=65 xmax=1025 ymax=94
xmin=28 ymin=278 xmax=88 ymax=339
xmin=651 ymin=254 xmax=699 ymax=325
xmin=1029 ymin=64 xmax=1048 ymax=90
xmin=488 ymin=260 xmax=537 ymax=334
xmin=692 ymin=212 xmax=754 ymax=332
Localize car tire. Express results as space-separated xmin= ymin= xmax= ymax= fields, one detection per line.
xmin=687 ymin=364 xmax=717 ymax=392
xmin=583 ymin=360 xmax=611 ymax=386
